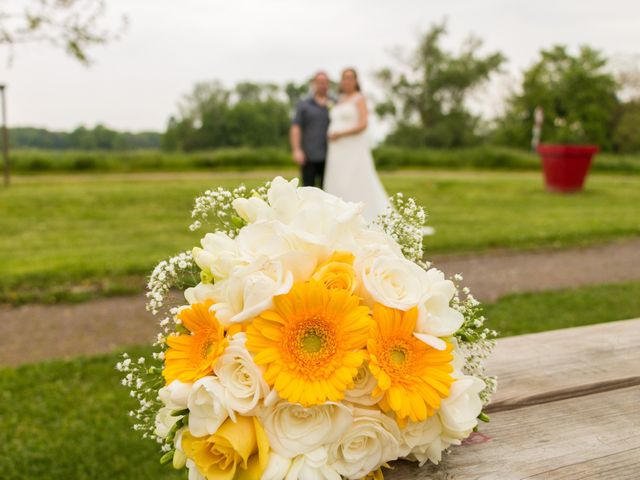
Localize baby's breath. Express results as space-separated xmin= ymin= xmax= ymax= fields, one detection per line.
xmin=451 ymin=275 xmax=498 ymax=405
xmin=374 ymin=193 xmax=428 ymax=262
xmin=189 ymin=182 xmax=271 ymax=236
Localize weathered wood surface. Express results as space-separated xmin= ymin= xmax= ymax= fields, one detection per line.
xmin=487 ymin=318 xmax=640 ymax=411
xmin=388 ymin=318 xmax=640 ymax=480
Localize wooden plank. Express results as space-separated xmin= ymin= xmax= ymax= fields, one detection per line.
xmin=486 ymin=318 xmax=640 ymax=411
xmin=388 ymin=386 xmax=640 ymax=479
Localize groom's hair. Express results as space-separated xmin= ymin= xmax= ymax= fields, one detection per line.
xmin=313 ymin=70 xmax=329 ymax=80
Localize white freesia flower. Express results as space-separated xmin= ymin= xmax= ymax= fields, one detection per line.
xmin=329 ymin=407 xmax=406 ymax=479
xmin=235 ymin=220 xmax=299 ymax=260
xmin=356 ymin=253 xmax=425 ymax=310
xmin=343 ymin=363 xmax=382 ymax=406
xmin=155 ymin=380 xmax=191 ymax=439
xmin=187 ymin=376 xmax=230 ymax=437
xmin=348 ymin=228 xmax=404 ymax=258
xmin=232 ymin=196 xmax=274 ymax=223
xmin=267 ymin=176 xmax=302 ymax=223
xmin=416 ymin=269 xmax=464 ymax=338
xmin=213 ymin=332 xmax=269 ymax=416
xmin=402 ymin=416 xmax=446 ymax=465
xmin=192 ymin=231 xmax=244 ymax=281
xmin=184 ymin=282 xmax=216 ymax=305
xmin=287 ymin=447 xmax=341 ymax=480
xmin=288 ymin=187 xmax=365 ymax=247
xmin=261 ymin=401 xmax=353 ymax=457
xmin=261 ymin=452 xmax=293 ymax=480
xmin=439 ymin=376 xmax=485 ymax=437
xmin=209 ymin=256 xmax=294 ymax=325
xmin=186 ymin=459 xmax=206 ymax=480
xmin=154 ymin=406 xmax=179 ymax=439
xmin=158 ymin=379 xmax=191 ymax=409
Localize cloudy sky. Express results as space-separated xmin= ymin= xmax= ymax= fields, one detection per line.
xmin=2 ymin=0 xmax=639 ymax=133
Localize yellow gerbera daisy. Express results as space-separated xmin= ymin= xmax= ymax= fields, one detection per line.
xmin=163 ymin=300 xmax=227 ymax=384
xmin=368 ymin=304 xmax=454 ymax=422
xmin=246 ymin=280 xmax=371 ymax=406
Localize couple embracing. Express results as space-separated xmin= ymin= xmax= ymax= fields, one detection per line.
xmin=290 ymin=69 xmax=389 ymax=222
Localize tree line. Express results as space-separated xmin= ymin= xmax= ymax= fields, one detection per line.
xmin=10 ymin=126 xmax=161 ymax=150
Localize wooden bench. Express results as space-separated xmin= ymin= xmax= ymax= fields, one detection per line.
xmin=389 ymin=318 xmax=640 ymax=479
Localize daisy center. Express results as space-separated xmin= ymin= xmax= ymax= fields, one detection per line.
xmin=301 ymin=329 xmax=325 ymax=354
xmin=390 ymin=347 xmax=407 ymax=366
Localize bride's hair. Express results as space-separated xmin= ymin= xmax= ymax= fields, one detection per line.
xmin=341 ymin=68 xmax=361 ymax=92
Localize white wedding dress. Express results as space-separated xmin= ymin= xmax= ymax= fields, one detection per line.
xmin=323 ymin=94 xmax=390 ymax=222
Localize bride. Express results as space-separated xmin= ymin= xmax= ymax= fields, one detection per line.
xmin=323 ymin=68 xmax=390 ymax=222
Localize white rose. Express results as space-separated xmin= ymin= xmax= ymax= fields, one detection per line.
xmin=356 ymin=253 xmax=425 ymax=310
xmin=416 ymin=269 xmax=464 ymax=338
xmin=192 ymin=231 xmax=244 ymax=281
xmin=287 ymin=447 xmax=341 ymax=480
xmin=439 ymin=376 xmax=485 ymax=438
xmin=159 ymin=379 xmax=191 ymax=409
xmin=329 ymin=408 xmax=406 ymax=479
xmin=343 ymin=363 xmax=382 ymax=406
xmin=213 ymin=332 xmax=269 ymax=415
xmin=402 ymin=416 xmax=446 ymax=465
xmin=261 ymin=401 xmax=353 ymax=457
xmin=187 ymin=376 xmax=230 ymax=437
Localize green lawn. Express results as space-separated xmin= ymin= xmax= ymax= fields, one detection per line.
xmin=2 ymin=170 xmax=640 ymax=303
xmin=2 ymin=280 xmax=639 ymax=480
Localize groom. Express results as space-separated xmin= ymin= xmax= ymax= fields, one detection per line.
xmin=290 ymin=71 xmax=331 ymax=188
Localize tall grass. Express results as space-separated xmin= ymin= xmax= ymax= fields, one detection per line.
xmin=9 ymin=146 xmax=640 ymax=174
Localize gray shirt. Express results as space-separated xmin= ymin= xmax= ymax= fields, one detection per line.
xmin=292 ymin=95 xmax=331 ymax=163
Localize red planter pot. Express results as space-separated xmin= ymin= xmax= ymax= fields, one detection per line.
xmin=536 ymin=144 xmax=599 ymax=193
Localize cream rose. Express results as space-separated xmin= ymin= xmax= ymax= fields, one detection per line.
xmin=187 ymin=376 xmax=230 ymax=437
xmin=402 ymin=416 xmax=445 ymax=465
xmin=356 ymin=253 xmax=425 ymax=310
xmin=213 ymin=332 xmax=269 ymax=416
xmin=287 ymin=448 xmax=342 ymax=480
xmin=329 ymin=407 xmax=407 ymax=479
xmin=343 ymin=363 xmax=382 ymax=406
xmin=261 ymin=401 xmax=353 ymax=457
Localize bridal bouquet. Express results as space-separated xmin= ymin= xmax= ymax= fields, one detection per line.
xmin=118 ymin=177 xmax=496 ymax=480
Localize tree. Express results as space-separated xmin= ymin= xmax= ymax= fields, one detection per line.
xmin=376 ymin=22 xmax=505 ymax=148
xmin=0 ymin=0 xmax=126 ymax=64
xmin=163 ymin=81 xmax=291 ymax=151
xmin=495 ymin=46 xmax=619 ymax=149
xmin=612 ymin=101 xmax=640 ymax=153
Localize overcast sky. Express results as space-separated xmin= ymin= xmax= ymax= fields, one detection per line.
xmin=2 ymin=0 xmax=639 ymax=133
